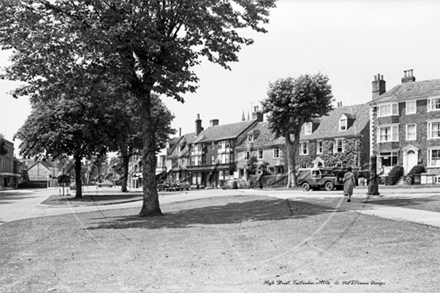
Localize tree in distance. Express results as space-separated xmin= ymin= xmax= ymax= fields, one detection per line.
xmin=0 ymin=0 xmax=276 ymax=216
xmin=261 ymin=73 xmax=334 ymax=188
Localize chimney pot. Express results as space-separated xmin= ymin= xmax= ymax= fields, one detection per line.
xmin=402 ymin=69 xmax=416 ymax=84
xmin=372 ymin=73 xmax=386 ymax=100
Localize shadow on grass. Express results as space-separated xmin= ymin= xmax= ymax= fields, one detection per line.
xmin=364 ymin=196 xmax=440 ymax=211
xmin=0 ymin=194 xmax=38 ymax=205
xmin=87 ymin=197 xmax=342 ymax=230
xmin=41 ymin=193 xmax=143 ymax=206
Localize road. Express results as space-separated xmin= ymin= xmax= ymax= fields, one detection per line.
xmin=1 ymin=185 xmax=439 ymax=226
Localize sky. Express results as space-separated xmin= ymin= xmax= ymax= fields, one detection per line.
xmin=1 ymin=0 xmax=440 ymax=149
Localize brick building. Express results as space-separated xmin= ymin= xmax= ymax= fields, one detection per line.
xmin=186 ymin=114 xmax=261 ymax=188
xmin=369 ymin=70 xmax=440 ymax=176
xmin=236 ymin=120 xmax=285 ymax=179
xmin=295 ymin=103 xmax=371 ymax=170
xmin=0 ymin=138 xmax=22 ymax=189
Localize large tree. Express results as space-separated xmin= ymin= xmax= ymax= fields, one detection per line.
xmin=261 ymin=73 xmax=334 ymax=188
xmin=109 ymin=93 xmax=175 ymax=193
xmin=0 ymin=0 xmax=276 ymax=216
xmin=14 ymin=91 xmax=115 ymax=198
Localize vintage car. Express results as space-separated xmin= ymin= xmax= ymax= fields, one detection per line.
xmin=297 ymin=168 xmax=347 ymax=191
xmin=169 ymin=179 xmax=190 ymax=191
xmin=157 ymin=181 xmax=172 ymax=191
xmin=97 ymin=181 xmax=113 ymax=188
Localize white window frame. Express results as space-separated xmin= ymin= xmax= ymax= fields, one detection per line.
xmin=378 ymin=103 xmax=398 ymax=117
xmin=300 ymin=142 xmax=308 ymax=155
xmin=339 ymin=116 xmax=347 ymax=131
xmin=377 ymin=124 xmax=399 ymax=142
xmin=317 ymin=141 xmax=323 ymax=154
xmin=406 ymin=100 xmax=416 ymax=115
xmin=304 ymin=123 xmax=312 ymax=135
xmin=406 ymin=124 xmax=417 ymax=141
xmin=333 ymin=138 xmax=344 ymax=153
xmin=273 ymin=147 xmax=280 ymax=158
xmin=428 ymin=120 xmax=440 ymax=139
xmin=428 ymin=97 xmax=440 ymax=112
xmin=428 ymin=148 xmax=440 ymax=167
xmin=258 ymin=149 xmax=263 ymax=159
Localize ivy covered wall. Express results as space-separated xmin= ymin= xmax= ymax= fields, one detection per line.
xmin=295 ymin=137 xmax=366 ymax=169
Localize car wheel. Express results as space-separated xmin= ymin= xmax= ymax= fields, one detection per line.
xmin=324 ymin=181 xmax=334 ymax=191
xmin=302 ymin=182 xmax=311 ymax=192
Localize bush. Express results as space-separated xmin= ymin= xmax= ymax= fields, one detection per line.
xmin=407 ymin=164 xmax=426 ymax=176
xmin=387 ymin=165 xmax=404 ymax=185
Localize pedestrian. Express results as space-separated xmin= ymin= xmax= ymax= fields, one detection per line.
xmin=343 ymin=166 xmax=355 ymax=202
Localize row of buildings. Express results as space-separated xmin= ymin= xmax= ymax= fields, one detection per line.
xmin=129 ymin=70 xmax=440 ymax=188
xmin=2 ymin=70 xmax=439 ymax=189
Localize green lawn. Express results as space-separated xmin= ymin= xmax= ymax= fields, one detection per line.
xmin=1 ymin=194 xmax=439 ymax=293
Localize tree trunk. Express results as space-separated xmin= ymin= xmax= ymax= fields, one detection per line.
xmin=121 ymin=154 xmax=129 ymax=192
xmin=285 ymin=133 xmax=295 ymax=188
xmin=137 ymin=91 xmax=162 ymax=217
xmin=74 ymin=153 xmax=83 ymax=198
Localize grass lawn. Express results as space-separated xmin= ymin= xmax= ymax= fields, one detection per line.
xmin=1 ymin=194 xmax=439 ymax=293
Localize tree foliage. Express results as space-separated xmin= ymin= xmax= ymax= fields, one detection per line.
xmin=261 ymin=73 xmax=334 ymax=187
xmin=1 ymin=0 xmax=276 ymax=216
xmin=0 ymin=133 xmax=8 ymax=159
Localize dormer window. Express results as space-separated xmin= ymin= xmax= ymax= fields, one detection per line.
xmin=247 ymin=134 xmax=254 ymax=142
xmin=339 ymin=116 xmax=347 ymax=131
xmin=304 ymin=123 xmax=312 ymax=135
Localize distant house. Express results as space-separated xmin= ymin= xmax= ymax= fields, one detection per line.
xmin=0 ymin=138 xmax=22 ymax=189
xmin=369 ymin=70 xmax=440 ymax=177
xmin=295 ymin=103 xmax=371 ymax=170
xmin=167 ymin=131 xmax=197 ymax=183
xmin=186 ymin=113 xmax=261 ymax=188
xmin=235 ymin=120 xmax=285 ymax=179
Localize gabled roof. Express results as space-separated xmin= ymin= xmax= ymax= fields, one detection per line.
xmin=168 ymin=132 xmax=197 ymax=158
xmin=301 ymin=103 xmax=370 ymax=140
xmin=236 ymin=121 xmax=285 ymax=150
xmin=371 ymin=78 xmax=440 ymax=104
xmin=195 ymin=119 xmax=258 ymax=143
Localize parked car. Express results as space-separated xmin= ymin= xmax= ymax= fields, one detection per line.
xmin=297 ymin=168 xmax=346 ymax=191
xmin=97 ymin=181 xmax=113 ymax=187
xmin=157 ymin=181 xmax=172 ymax=191
xmin=169 ymin=180 xmax=190 ymax=191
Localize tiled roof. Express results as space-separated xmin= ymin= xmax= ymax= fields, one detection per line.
xmin=236 ymin=122 xmax=285 ymax=150
xmin=372 ymin=79 xmax=440 ymax=104
xmin=168 ymin=132 xmax=197 ymax=159
xmin=195 ymin=119 xmax=258 ymax=143
xmin=301 ymin=103 xmax=370 ymax=140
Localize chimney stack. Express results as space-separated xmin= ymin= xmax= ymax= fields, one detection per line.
xmin=251 ymin=105 xmax=264 ymax=122
xmin=179 ymin=128 xmax=182 ymax=137
xmin=401 ymin=69 xmax=416 ymax=84
xmin=210 ymin=119 xmax=219 ymax=127
xmin=195 ymin=114 xmax=202 ymax=135
xmin=337 ymin=101 xmax=342 ymax=108
xmin=372 ymin=73 xmax=386 ymax=100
